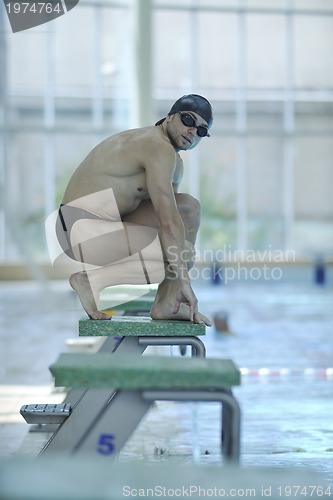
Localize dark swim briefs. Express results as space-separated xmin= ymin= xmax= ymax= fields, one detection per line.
xmin=56 ymin=203 xmax=152 ymax=283
xmin=56 ymin=204 xmax=106 ymax=260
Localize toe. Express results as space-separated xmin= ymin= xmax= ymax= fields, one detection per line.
xmin=90 ymin=312 xmax=112 ymax=320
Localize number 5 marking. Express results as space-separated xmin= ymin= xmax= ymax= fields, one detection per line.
xmin=97 ymin=434 xmax=115 ymax=455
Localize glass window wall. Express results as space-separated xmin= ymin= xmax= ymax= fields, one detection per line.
xmin=1 ymin=0 xmax=332 ymax=265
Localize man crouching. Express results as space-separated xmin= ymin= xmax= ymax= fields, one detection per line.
xmin=56 ymin=94 xmax=213 ymax=325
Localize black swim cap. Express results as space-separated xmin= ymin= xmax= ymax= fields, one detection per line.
xmin=155 ymin=94 xmax=213 ymax=128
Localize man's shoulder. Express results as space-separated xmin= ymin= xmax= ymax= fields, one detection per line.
xmin=109 ymin=124 xmax=171 ymax=144
xmin=102 ymin=126 xmax=176 ymax=169
xmin=135 ymin=125 xmax=170 ymax=144
xmin=134 ymin=126 xmax=175 ymax=157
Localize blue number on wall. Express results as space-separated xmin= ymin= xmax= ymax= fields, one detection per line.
xmin=97 ymin=434 xmax=115 ymax=455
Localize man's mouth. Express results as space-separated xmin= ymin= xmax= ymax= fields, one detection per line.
xmin=182 ymin=135 xmax=192 ymax=145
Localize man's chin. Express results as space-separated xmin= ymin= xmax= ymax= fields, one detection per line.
xmin=179 ymin=139 xmax=193 ymax=151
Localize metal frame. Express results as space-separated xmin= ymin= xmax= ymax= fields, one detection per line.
xmin=144 ymin=389 xmax=241 ymax=462
xmin=40 ymin=386 xmax=240 ymax=463
xmin=97 ymin=333 xmax=206 ymax=357
xmin=38 ymin=332 xmax=241 ymax=462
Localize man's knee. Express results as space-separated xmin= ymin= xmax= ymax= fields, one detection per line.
xmin=175 ymin=194 xmax=201 ymax=245
xmin=175 ymin=193 xmax=201 ymax=220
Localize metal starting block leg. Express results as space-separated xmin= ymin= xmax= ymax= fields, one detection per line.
xmin=39 ymin=389 xmax=115 ymax=456
xmin=143 ymin=389 xmax=241 ymax=463
xmin=41 ymin=388 xmax=240 ymax=463
xmin=72 ymin=390 xmax=153 ymax=456
xmin=137 ymin=336 xmax=206 ymax=357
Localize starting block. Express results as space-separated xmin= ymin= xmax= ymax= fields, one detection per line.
xmin=23 ymin=317 xmax=207 ymax=433
xmin=39 ymin=353 xmax=241 ymax=462
xmin=78 ymin=316 xmax=206 ymax=357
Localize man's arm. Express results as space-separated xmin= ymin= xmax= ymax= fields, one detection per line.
xmin=144 ymin=144 xmax=188 ymax=279
xmin=143 ymin=141 xmax=201 ymax=322
xmin=172 ymin=154 xmax=183 ymax=193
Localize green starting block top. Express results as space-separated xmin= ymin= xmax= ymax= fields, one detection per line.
xmin=79 ymin=316 xmax=205 ymax=337
xmin=50 ymin=353 xmax=240 ymax=390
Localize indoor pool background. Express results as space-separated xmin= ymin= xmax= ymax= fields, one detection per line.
xmin=0 ymin=277 xmax=332 ymax=484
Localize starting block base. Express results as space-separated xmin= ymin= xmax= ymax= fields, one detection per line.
xmin=39 ymin=354 xmax=241 ymax=462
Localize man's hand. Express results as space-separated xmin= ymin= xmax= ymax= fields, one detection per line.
xmin=172 ymin=280 xmax=204 ymax=324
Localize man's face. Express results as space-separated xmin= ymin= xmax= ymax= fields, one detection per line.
xmin=166 ymin=111 xmax=209 ymax=151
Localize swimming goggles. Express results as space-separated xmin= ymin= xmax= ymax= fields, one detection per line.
xmin=178 ymin=112 xmax=210 ymax=138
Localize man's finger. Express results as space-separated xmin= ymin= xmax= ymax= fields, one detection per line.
xmin=173 ymin=300 xmax=181 ymax=314
xmin=189 ymin=304 xmax=194 ymax=322
xmin=193 ymin=311 xmax=204 ymax=324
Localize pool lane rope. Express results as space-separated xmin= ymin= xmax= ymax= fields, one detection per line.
xmin=240 ymin=367 xmax=333 ymax=378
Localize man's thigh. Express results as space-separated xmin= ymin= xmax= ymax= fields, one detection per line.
xmin=122 ymin=194 xmax=199 ymax=228
xmin=122 ymin=199 xmax=159 ymax=228
xmin=70 ymin=219 xmax=159 ymax=266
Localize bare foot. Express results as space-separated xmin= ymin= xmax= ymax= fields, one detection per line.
xmin=69 ymin=272 xmax=111 ymax=320
xmin=150 ymin=280 xmax=212 ymax=326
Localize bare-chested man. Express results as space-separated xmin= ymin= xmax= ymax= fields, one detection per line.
xmin=56 ymin=94 xmax=213 ymax=325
